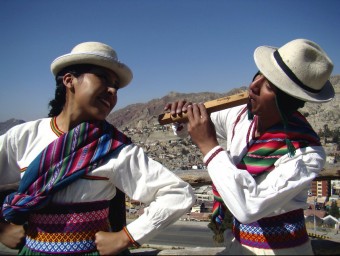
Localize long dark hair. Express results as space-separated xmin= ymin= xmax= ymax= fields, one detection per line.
xmin=275 ymin=87 xmax=305 ymax=117
xmin=47 ymin=64 xmax=96 ymax=117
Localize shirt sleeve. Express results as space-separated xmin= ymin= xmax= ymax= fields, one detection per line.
xmin=0 ymin=119 xmax=55 ymax=191
xmin=0 ymin=130 xmax=21 ymax=191
xmin=204 ymin=145 xmax=325 ymax=224
xmin=111 ymin=144 xmax=195 ymax=245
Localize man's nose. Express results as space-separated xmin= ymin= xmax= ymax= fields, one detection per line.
xmin=249 ymin=75 xmax=263 ymax=93
xmin=107 ymin=86 xmax=118 ymax=95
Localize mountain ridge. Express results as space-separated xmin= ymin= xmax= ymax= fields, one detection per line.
xmin=0 ymin=118 xmax=25 ymax=135
xmin=107 ymin=87 xmax=247 ymax=129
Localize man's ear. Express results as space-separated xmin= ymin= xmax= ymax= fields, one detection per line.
xmin=63 ymin=73 xmax=74 ymax=89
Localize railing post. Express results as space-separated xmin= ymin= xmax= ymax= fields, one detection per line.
xmin=314 ymin=196 xmax=317 ymax=234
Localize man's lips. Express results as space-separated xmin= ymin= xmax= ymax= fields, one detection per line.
xmin=98 ymin=97 xmax=111 ymax=109
xmin=249 ymin=91 xmax=256 ymax=102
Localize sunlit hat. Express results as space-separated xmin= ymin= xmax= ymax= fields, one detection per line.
xmin=51 ymin=42 xmax=133 ymax=88
xmin=254 ymin=39 xmax=334 ymax=103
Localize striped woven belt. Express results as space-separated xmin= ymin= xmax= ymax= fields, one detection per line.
xmin=232 ymin=209 xmax=309 ymax=249
xmin=25 ymin=200 xmax=110 ymax=254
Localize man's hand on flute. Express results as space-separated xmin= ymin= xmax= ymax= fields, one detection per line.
xmin=163 ymin=99 xmax=192 ymax=117
xmin=164 ymin=101 xmax=219 ymax=157
xmin=160 ymin=91 xmax=249 ymax=125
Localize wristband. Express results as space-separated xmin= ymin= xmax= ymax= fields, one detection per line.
xmin=122 ymin=226 xmax=140 ymax=248
xmin=205 ymin=147 xmax=224 ymax=166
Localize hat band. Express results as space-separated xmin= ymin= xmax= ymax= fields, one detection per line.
xmin=273 ymin=50 xmax=321 ymax=93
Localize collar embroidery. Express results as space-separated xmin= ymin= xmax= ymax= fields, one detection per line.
xmin=50 ymin=117 xmax=64 ymax=137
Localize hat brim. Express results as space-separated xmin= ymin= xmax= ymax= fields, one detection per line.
xmin=51 ymin=53 xmax=133 ymax=88
xmin=254 ymin=46 xmax=334 ymax=103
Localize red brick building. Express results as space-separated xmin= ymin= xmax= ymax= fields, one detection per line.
xmin=310 ymin=180 xmax=330 ymax=197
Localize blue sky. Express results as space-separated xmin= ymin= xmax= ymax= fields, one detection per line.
xmin=1 ymin=0 xmax=339 ymax=122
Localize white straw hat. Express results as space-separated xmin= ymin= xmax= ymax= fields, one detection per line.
xmin=254 ymin=39 xmax=334 ymax=103
xmin=51 ymin=42 xmax=133 ymax=88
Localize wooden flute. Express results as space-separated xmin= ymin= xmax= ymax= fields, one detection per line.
xmin=158 ymin=91 xmax=249 ymax=125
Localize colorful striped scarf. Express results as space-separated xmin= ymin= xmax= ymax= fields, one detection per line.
xmin=238 ymin=112 xmax=321 ymax=174
xmin=209 ymin=111 xmax=321 ymax=242
xmin=2 ymin=120 xmax=131 ymax=225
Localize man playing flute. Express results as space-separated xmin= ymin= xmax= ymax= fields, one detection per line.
xmin=164 ymin=38 xmax=335 ymax=255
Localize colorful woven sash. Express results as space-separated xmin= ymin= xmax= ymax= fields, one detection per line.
xmin=2 ymin=120 xmax=131 ymax=225
xmin=25 ymin=201 xmax=110 ymax=254
xmin=210 ymin=110 xmax=320 ymax=246
xmin=233 ymin=209 xmax=308 ymax=249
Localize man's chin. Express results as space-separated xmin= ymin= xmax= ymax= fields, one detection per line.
xmin=88 ymin=113 xmax=109 ymax=122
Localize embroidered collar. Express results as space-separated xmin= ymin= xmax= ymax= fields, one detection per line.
xmin=50 ymin=117 xmax=64 ymax=137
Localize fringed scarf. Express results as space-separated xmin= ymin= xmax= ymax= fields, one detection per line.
xmin=209 ymin=110 xmax=321 ymax=243
xmin=2 ymin=120 xmax=131 ymax=225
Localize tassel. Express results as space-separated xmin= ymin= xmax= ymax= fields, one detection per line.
xmin=208 ymin=213 xmax=229 ymax=243
xmin=275 ymin=96 xmax=296 ymax=157
xmin=247 ymin=109 xmax=254 ymax=120
xmin=213 ymin=233 xmax=225 ymax=244
xmin=208 ymin=221 xmax=226 ymax=243
xmin=285 ymin=138 xmax=296 ymax=157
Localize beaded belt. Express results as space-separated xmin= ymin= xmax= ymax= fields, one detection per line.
xmin=232 ymin=209 xmax=308 ymax=249
xmin=25 ymin=200 xmax=110 ymax=254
